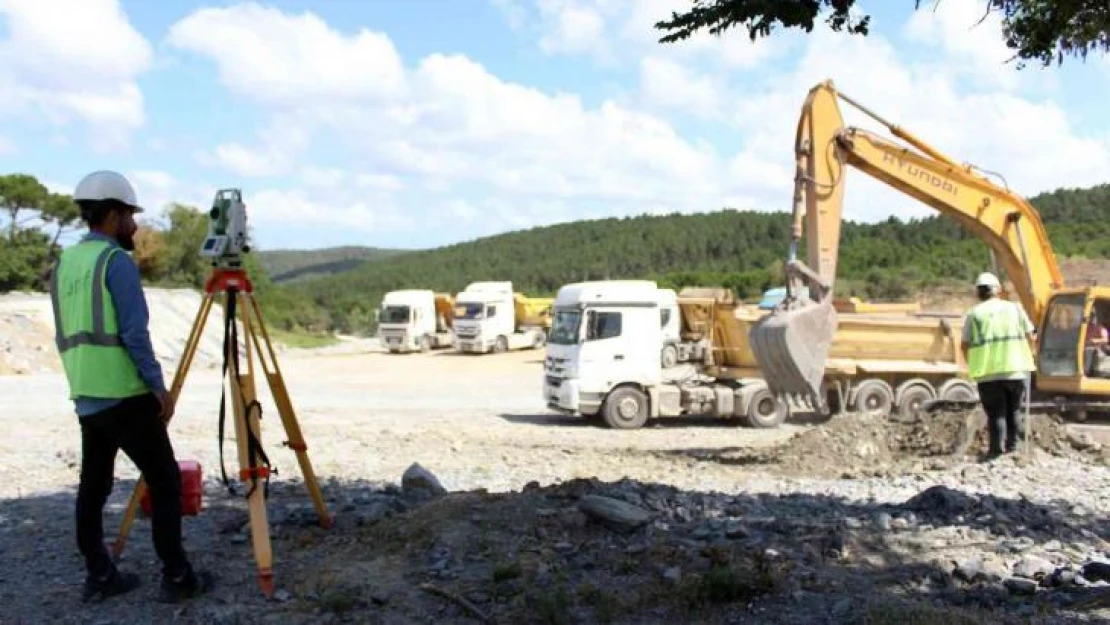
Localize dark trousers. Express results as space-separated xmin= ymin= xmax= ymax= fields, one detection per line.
xmin=976 ymin=378 xmax=1026 ymax=454
xmin=77 ymin=392 xmax=190 ymax=579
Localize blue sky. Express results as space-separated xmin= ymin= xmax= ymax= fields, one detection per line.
xmin=1 ymin=0 xmax=1107 ymax=252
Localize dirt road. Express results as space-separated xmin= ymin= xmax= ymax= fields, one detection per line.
xmin=0 ymin=346 xmax=802 ymax=499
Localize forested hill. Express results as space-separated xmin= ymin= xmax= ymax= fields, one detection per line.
xmin=256 ymin=245 xmax=408 ymax=283
xmin=281 ymin=183 xmax=1110 ymax=335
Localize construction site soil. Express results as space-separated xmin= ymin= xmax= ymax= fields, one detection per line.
xmin=3 ymin=274 xmax=1110 ymax=624
xmin=3 ymin=344 xmax=1110 ymax=624
xmin=681 ymin=406 xmax=1110 ymax=481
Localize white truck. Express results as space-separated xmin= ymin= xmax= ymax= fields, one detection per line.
xmin=376 ymin=289 xmax=455 ymax=353
xmin=542 ymin=280 xmax=788 ymax=430
xmin=452 ymin=281 xmax=550 ymax=354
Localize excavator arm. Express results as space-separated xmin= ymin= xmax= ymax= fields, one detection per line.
xmin=749 ymin=79 xmax=1065 ymax=410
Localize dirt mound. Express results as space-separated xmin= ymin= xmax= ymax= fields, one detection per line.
xmin=699 ymin=408 xmax=1109 ymax=479
xmin=0 ymin=287 xmax=238 ymax=375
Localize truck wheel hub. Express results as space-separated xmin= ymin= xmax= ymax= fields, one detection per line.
xmin=618 ymin=398 xmax=640 ymax=417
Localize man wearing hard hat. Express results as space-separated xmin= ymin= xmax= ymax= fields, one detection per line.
xmin=960 ymin=271 xmax=1037 ymax=460
xmin=49 ymin=171 xmax=212 ymax=603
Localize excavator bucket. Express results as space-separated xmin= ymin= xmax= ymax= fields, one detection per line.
xmin=749 ymin=265 xmax=838 ymax=411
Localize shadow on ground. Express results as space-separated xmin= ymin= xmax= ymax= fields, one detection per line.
xmin=3 ymin=470 xmax=1110 ymax=624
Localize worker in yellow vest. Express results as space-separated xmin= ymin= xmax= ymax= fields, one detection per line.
xmin=959 ymin=272 xmax=1036 ymax=460
xmin=50 ymin=170 xmax=212 ymax=603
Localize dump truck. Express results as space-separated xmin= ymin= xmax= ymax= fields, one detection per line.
xmin=542 ymin=279 xmax=971 ymax=429
xmin=376 ymin=289 xmax=456 ymax=353
xmin=750 ymin=78 xmax=1110 ymax=422
xmin=452 ymin=281 xmax=553 ymax=353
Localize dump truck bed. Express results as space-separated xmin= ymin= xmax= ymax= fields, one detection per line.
xmin=514 ymin=294 xmax=554 ymax=329
xmin=434 ymin=293 xmax=455 ymax=330
xmin=677 ymin=294 xmax=964 ymax=381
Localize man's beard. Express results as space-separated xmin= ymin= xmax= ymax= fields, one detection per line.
xmin=118 ymin=231 xmax=135 ymax=251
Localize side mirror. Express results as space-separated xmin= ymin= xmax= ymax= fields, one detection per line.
xmin=586 ymin=311 xmax=598 ymax=341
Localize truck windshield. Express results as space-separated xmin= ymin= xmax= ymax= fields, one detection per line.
xmin=455 ymin=303 xmax=485 ymax=320
xmin=380 ymin=305 xmax=410 ymax=323
xmin=549 ymin=309 xmax=582 ymax=345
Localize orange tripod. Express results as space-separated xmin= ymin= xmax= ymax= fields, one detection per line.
xmin=111 ymin=267 xmax=333 ymax=597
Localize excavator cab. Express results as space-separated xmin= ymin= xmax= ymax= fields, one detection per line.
xmin=1037 ymin=289 xmax=1110 ymax=390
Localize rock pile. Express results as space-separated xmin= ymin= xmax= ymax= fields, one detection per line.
xmin=686 ymin=407 xmax=1110 ymax=480
xmin=7 ymin=463 xmax=1106 ymax=624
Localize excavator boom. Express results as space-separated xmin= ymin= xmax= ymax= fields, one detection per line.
xmin=749 ymin=79 xmax=1064 ymax=410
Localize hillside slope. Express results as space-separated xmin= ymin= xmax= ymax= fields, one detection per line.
xmin=285 ymin=183 xmax=1110 ymax=334
xmin=257 ymin=245 xmax=409 ymax=283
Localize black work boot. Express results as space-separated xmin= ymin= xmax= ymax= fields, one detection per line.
xmin=158 ymin=564 xmax=215 ymax=603
xmin=82 ymin=567 xmax=141 ymax=603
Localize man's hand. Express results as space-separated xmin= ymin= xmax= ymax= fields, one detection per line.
xmin=155 ymin=389 xmax=175 ymax=423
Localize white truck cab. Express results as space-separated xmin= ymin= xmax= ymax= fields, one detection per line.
xmin=544 ymin=279 xmax=788 ymax=430
xmin=452 ymin=281 xmax=546 ymax=353
xmin=377 ymin=290 xmax=453 ymax=353
xmin=544 ymin=281 xmax=666 ymax=425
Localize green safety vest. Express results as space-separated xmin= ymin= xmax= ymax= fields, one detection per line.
xmin=50 ymin=240 xmax=148 ymax=400
xmin=965 ymin=298 xmax=1035 ymax=381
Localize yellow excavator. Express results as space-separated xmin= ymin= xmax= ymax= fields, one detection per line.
xmin=750 ymin=79 xmax=1110 ymax=420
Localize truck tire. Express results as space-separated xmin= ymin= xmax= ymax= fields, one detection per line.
xmin=661 ymin=344 xmax=678 ymax=369
xmin=745 ymin=387 xmax=788 ymax=428
xmin=602 ymin=386 xmax=649 ymax=430
xmin=895 ymin=383 xmax=933 ymax=422
xmin=853 ymin=379 xmax=894 ymax=419
xmin=419 ymin=335 xmax=431 ymax=353
xmin=938 ymin=379 xmax=977 ymax=402
xmin=494 ymin=336 xmax=508 ymax=353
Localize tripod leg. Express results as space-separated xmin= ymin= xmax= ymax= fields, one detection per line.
xmin=245 ymin=293 xmax=332 ymax=527
xmin=230 ymin=290 xmax=275 ymax=597
xmin=112 ymin=290 xmax=215 ymax=557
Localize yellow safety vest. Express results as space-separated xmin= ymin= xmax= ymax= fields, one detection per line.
xmin=965 ymin=298 xmax=1035 ymax=381
xmin=50 ymin=240 xmax=148 ymax=399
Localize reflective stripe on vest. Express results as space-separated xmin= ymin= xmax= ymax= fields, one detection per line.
xmin=966 ymin=299 xmax=1034 ymax=380
xmin=49 ymin=245 xmax=123 ymax=351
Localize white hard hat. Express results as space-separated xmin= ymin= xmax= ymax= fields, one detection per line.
xmin=975 ymin=272 xmax=1001 ymax=289
xmin=73 ymin=170 xmax=143 ymax=212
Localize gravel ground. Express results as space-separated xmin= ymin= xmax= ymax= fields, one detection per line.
xmin=3 ymin=345 xmax=1110 ymax=623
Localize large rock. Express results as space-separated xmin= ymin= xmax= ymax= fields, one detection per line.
xmin=578 ymin=495 xmax=652 ymax=532
xmin=402 ymin=463 xmax=447 ymax=497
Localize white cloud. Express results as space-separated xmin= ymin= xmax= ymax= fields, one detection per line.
xmin=158 ymin=1 xmax=1109 ymax=249
xmin=166 ymin=2 xmax=407 ymax=107
xmin=0 ymin=0 xmax=152 ymax=146
xmin=300 ymin=167 xmax=346 ymax=188
xmin=721 ymin=12 xmax=1110 ymax=223
xmin=497 ymin=0 xmax=781 ymax=69
xmin=0 ymin=133 xmax=14 ymax=156
xmin=903 ymin=0 xmax=1025 ymax=89
xmin=638 ymin=56 xmax=722 ymax=118
xmin=198 ymin=114 xmax=310 ymax=177
xmin=247 ymin=188 xmax=414 ymax=233
xmin=537 ymin=1 xmax=608 ymax=59
xmin=122 ymin=170 xmax=215 ymax=220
